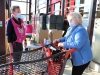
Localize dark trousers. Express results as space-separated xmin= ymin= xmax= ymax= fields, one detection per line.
xmin=13 ymin=42 xmax=23 ymax=62
xmin=72 ymin=61 xmax=90 ymax=75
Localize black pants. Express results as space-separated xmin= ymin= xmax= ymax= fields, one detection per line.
xmin=72 ymin=61 xmax=90 ymax=75
xmin=13 ymin=42 xmax=23 ymax=62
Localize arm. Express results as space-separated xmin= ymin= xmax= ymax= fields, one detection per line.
xmin=63 ymin=29 xmax=87 ymax=49
xmin=59 ymin=36 xmax=66 ymax=42
xmin=6 ymin=20 xmax=14 ymax=53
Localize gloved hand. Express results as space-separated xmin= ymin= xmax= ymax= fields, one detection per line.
xmin=58 ymin=42 xmax=63 ymax=47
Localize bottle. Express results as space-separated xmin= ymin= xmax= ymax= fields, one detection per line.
xmin=47 ymin=40 xmax=51 ymax=45
xmin=24 ymin=39 xmax=27 ymax=48
xmin=30 ymin=37 xmax=33 ymax=45
xmin=35 ymin=34 xmax=38 ymax=44
xmin=34 ymin=37 xmax=36 ymax=45
xmin=32 ymin=34 xmax=34 ymax=39
xmin=44 ymin=38 xmax=47 ymax=45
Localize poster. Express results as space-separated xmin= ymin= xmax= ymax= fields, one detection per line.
xmin=0 ymin=21 xmax=3 ymax=27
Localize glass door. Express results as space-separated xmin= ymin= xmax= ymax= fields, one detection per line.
xmin=92 ymin=0 xmax=100 ymax=63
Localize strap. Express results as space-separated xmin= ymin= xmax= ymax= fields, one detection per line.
xmin=20 ymin=18 xmax=24 ymax=24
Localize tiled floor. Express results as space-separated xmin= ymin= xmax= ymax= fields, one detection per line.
xmin=63 ymin=60 xmax=100 ymax=75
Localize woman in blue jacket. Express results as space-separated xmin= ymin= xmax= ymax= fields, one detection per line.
xmin=53 ymin=12 xmax=93 ymax=75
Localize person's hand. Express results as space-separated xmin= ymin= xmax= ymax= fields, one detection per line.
xmin=53 ymin=39 xmax=59 ymax=44
xmin=9 ymin=46 xmax=13 ymax=53
xmin=58 ymin=42 xmax=63 ymax=47
xmin=8 ymin=43 xmax=13 ymax=53
xmin=24 ymin=41 xmax=27 ymax=48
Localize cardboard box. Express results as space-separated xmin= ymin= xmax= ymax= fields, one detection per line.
xmin=49 ymin=29 xmax=63 ymax=42
xmin=38 ymin=30 xmax=49 ymax=43
xmin=36 ymin=29 xmax=64 ymax=43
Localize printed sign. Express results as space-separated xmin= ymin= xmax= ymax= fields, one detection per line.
xmin=0 ymin=21 xmax=3 ymax=27
xmin=17 ymin=27 xmax=24 ymax=34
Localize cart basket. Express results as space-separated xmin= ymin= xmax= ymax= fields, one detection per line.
xmin=0 ymin=44 xmax=76 ymax=75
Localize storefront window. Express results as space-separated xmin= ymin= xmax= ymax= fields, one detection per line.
xmin=54 ymin=2 xmax=60 ymax=15
xmin=11 ymin=1 xmax=29 ymax=14
xmin=11 ymin=0 xmax=29 ymax=2
xmin=35 ymin=0 xmax=47 ymax=14
xmin=31 ymin=0 xmax=35 ymax=13
xmin=92 ymin=0 xmax=100 ymax=64
xmin=21 ymin=14 xmax=29 ymax=22
xmin=11 ymin=1 xmax=29 ymax=21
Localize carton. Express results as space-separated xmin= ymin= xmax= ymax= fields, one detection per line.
xmin=49 ymin=29 xmax=63 ymax=42
xmin=37 ymin=30 xmax=49 ymax=43
xmin=46 ymin=14 xmax=56 ymax=30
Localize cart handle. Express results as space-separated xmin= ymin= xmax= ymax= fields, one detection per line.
xmin=53 ymin=42 xmax=76 ymax=58
xmin=40 ymin=42 xmax=52 ymax=57
xmin=63 ymin=48 xmax=76 ymax=58
xmin=10 ymin=53 xmax=12 ymax=63
xmin=40 ymin=42 xmax=76 ymax=58
xmin=8 ymin=53 xmax=13 ymax=75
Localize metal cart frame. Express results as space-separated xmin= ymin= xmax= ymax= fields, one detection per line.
xmin=0 ymin=44 xmax=76 ymax=75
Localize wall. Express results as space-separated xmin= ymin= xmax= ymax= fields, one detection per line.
xmin=0 ymin=0 xmax=6 ymax=55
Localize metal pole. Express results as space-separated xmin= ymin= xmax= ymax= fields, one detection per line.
xmin=46 ymin=0 xmax=49 ymax=14
xmin=26 ymin=0 xmax=28 ymax=22
xmin=87 ymin=0 xmax=97 ymax=46
xmin=61 ymin=0 xmax=65 ymax=17
xmin=29 ymin=0 xmax=32 ymax=21
xmin=8 ymin=0 xmax=11 ymax=17
xmin=59 ymin=58 xmax=67 ymax=75
xmin=35 ymin=0 xmax=36 ymax=14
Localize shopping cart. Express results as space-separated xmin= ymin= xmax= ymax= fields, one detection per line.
xmin=0 ymin=43 xmax=76 ymax=75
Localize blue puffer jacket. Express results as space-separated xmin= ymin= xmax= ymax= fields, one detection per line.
xmin=59 ymin=25 xmax=93 ymax=66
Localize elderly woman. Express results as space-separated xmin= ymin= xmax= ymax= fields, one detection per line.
xmin=53 ymin=12 xmax=93 ymax=75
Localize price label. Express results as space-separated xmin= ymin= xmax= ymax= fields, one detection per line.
xmin=0 ymin=21 xmax=3 ymax=27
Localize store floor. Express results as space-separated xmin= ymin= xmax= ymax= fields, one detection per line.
xmin=63 ymin=60 xmax=100 ymax=75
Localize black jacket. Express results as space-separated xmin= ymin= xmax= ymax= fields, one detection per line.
xmin=6 ymin=17 xmax=21 ymax=43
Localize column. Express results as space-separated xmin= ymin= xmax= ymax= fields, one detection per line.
xmin=0 ymin=0 xmax=6 ymax=55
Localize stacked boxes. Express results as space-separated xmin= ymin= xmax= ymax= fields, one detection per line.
xmin=31 ymin=13 xmax=64 ymax=43
xmin=36 ymin=13 xmax=47 ymax=33
xmin=39 ymin=14 xmax=47 ymax=30
xmin=56 ymin=15 xmax=64 ymax=30
xmin=38 ymin=30 xmax=48 ymax=43
xmin=49 ymin=29 xmax=64 ymax=43
xmin=46 ymin=14 xmax=56 ymax=29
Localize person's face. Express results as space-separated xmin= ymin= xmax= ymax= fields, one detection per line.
xmin=12 ymin=8 xmax=21 ymax=17
xmin=67 ymin=16 xmax=73 ymax=24
xmin=68 ymin=16 xmax=78 ymax=26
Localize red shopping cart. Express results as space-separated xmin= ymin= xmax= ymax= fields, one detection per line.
xmin=41 ymin=43 xmax=76 ymax=75
xmin=0 ymin=43 xmax=76 ymax=75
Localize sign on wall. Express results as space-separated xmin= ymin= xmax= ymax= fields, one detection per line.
xmin=0 ymin=21 xmax=3 ymax=27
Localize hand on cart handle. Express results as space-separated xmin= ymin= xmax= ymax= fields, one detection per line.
xmin=58 ymin=42 xmax=63 ymax=47
xmin=52 ymin=42 xmax=76 ymax=58
xmin=40 ymin=42 xmax=76 ymax=58
xmin=53 ymin=39 xmax=59 ymax=44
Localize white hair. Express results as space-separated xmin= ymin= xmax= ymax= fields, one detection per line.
xmin=67 ymin=12 xmax=83 ymax=24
